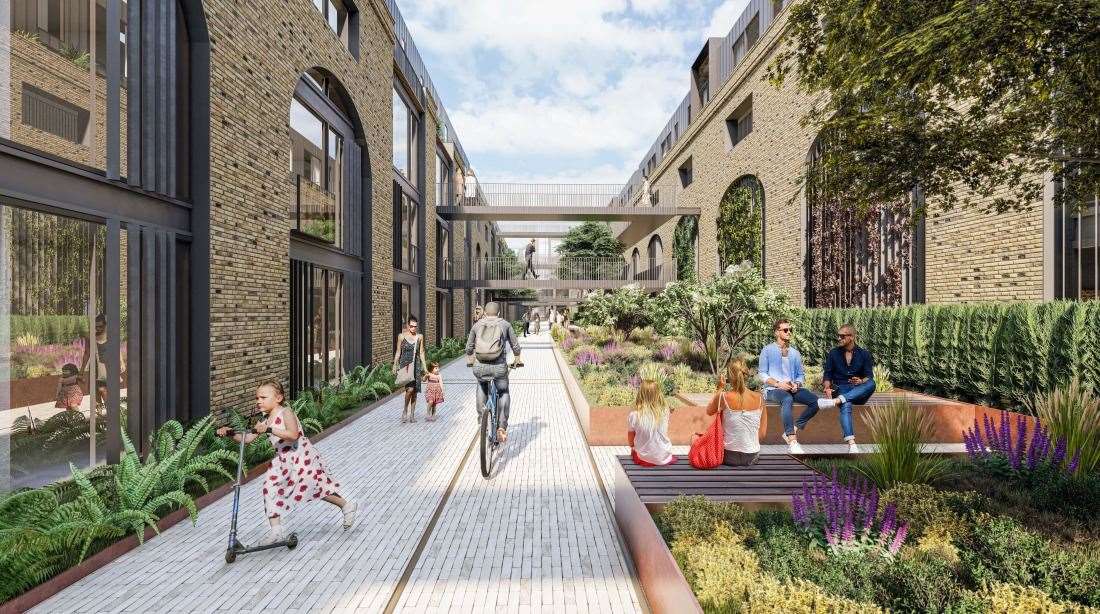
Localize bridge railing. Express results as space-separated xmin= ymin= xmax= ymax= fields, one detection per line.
xmin=445 ymin=256 xmax=676 ymax=283
xmin=458 ymin=183 xmax=624 ymax=208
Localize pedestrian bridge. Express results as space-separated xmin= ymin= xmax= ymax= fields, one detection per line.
xmin=438 ymin=256 xmax=674 ymax=290
xmin=438 ymin=183 xmax=698 ymax=247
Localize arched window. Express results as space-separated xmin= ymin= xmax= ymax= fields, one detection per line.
xmin=804 ymin=135 xmax=924 ymax=307
xmin=631 ymin=248 xmax=640 ymax=277
xmin=717 ymin=175 xmax=764 ymax=274
xmin=647 ymin=235 xmax=663 ymax=267
xmin=288 ymin=69 xmax=369 ymax=397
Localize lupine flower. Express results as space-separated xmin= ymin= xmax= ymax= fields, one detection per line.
xmin=573 ymin=349 xmax=605 ymax=367
xmin=963 ymin=411 xmax=1078 ymax=477
xmin=889 ymin=522 xmax=909 ymax=555
xmin=791 ymin=474 xmax=907 ymax=557
xmin=657 ymin=343 xmax=677 ymax=361
xmin=1067 ymin=451 xmax=1081 ymax=475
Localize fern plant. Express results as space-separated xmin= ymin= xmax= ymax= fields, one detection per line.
xmin=147 ymin=416 xmax=237 ymax=495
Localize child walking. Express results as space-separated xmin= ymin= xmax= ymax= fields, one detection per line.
xmin=54 ymin=363 xmax=83 ymax=412
xmin=626 ymin=366 xmax=676 ymax=467
xmin=217 ymin=381 xmax=357 ymax=545
xmin=423 ymin=362 xmax=445 ymax=422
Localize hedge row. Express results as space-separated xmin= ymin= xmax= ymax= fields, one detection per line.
xmin=10 ymin=315 xmax=90 ymax=344
xmin=742 ymin=301 xmax=1100 ymax=411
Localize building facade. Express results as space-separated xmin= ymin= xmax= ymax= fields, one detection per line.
xmin=618 ymin=0 xmax=1094 ymax=308
xmin=0 ymin=0 xmax=483 ymax=492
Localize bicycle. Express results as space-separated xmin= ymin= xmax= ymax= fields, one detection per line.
xmin=478 ymin=361 xmax=520 ymax=478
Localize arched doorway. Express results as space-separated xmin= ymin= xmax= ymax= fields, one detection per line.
xmin=287 ymin=68 xmax=371 ymax=396
xmin=647 ymin=235 xmax=663 ymax=279
xmin=631 ymin=248 xmax=640 ymax=279
xmin=717 ymin=175 xmax=764 ymax=274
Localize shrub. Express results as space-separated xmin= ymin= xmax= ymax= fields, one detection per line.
xmin=550 ymin=323 xmax=565 ymax=343
xmin=880 ymin=483 xmax=980 ymax=541
xmin=1028 ymin=378 xmax=1100 ymax=476
xmin=858 ymin=400 xmax=950 ymax=488
xmin=958 ymin=514 xmax=1051 ymax=593
xmin=804 ymin=365 xmax=824 ymax=391
xmin=671 ymin=525 xmax=883 ymax=614
xmin=958 ymin=582 xmax=1095 ymax=614
xmin=595 ymin=385 xmax=636 ymax=407
xmin=628 ymin=326 xmax=657 ymax=345
xmin=657 ymin=495 xmax=758 ymax=543
xmin=874 ymin=553 xmax=966 ymax=613
xmin=873 ymin=365 xmax=894 ymax=392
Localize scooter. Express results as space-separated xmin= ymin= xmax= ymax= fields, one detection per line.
xmin=223 ymin=422 xmax=298 ymax=563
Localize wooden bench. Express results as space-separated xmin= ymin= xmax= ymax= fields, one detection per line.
xmin=618 ymin=454 xmax=816 ymax=507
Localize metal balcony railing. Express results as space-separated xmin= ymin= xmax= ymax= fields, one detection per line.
xmin=459 ymin=183 xmax=625 ymax=208
xmin=446 ymin=256 xmax=676 ymax=283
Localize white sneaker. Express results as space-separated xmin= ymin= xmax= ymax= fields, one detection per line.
xmin=342 ymin=501 xmax=358 ymax=530
xmin=257 ymin=526 xmax=286 ymax=546
xmin=818 ymin=398 xmax=839 ymax=410
xmin=783 ymin=433 xmax=804 ymax=455
xmin=847 ymin=440 xmax=859 ymax=454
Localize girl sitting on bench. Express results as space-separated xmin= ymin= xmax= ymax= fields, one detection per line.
xmin=627 ymin=364 xmax=676 ymax=466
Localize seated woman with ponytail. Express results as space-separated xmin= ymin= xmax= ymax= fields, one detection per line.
xmin=627 ymin=363 xmax=676 ymax=467
xmin=706 ymin=357 xmax=768 ymax=467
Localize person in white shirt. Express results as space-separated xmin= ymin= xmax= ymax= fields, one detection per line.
xmin=627 ymin=370 xmax=675 ymax=466
xmin=706 ymin=357 xmax=768 ymax=466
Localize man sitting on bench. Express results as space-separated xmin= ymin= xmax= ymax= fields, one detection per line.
xmin=819 ymin=323 xmax=877 ymax=454
xmin=760 ymin=319 xmax=822 ymax=454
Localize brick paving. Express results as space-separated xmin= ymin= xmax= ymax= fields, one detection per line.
xmin=32 ymin=331 xmax=643 ymax=613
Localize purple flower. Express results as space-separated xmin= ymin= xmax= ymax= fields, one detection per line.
xmin=879 ymin=503 xmax=897 ymax=546
xmin=1067 ymin=451 xmax=1081 ymax=475
xmin=628 ymin=375 xmax=641 ymax=389
xmin=889 ymin=522 xmax=909 ymax=555
xmin=657 ymin=343 xmax=677 ymax=361
xmin=1051 ymin=436 xmax=1067 ymax=468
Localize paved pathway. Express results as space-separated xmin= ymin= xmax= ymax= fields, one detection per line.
xmin=32 ymin=330 xmax=643 ymax=614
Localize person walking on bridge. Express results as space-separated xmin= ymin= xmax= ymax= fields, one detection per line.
xmin=522 ymin=238 xmax=539 ymax=279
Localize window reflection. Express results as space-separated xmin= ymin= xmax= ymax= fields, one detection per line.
xmin=289 ymin=96 xmax=340 ymax=244
xmin=2 ymin=204 xmax=111 ymax=491
xmin=392 ymin=88 xmax=415 ymax=181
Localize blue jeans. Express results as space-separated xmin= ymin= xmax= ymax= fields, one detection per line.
xmin=834 ymin=379 xmax=876 ymax=440
xmin=766 ymin=387 xmax=823 ymax=436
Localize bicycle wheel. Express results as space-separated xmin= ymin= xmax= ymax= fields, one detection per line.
xmin=479 ymin=404 xmax=492 ymax=477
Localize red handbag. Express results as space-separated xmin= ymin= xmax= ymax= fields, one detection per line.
xmin=689 ymin=393 xmax=726 ymax=469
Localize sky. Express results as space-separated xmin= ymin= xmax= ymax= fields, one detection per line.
xmin=399 ymin=0 xmax=751 ymax=186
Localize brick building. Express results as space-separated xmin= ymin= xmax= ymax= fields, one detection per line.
xmin=0 ymin=0 xmax=492 ymax=491
xmin=618 ymin=0 xmax=1094 ymax=308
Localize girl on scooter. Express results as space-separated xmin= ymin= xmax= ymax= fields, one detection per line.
xmin=217 ymin=381 xmax=358 ymax=545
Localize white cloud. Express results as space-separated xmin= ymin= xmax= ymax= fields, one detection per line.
xmin=705 ymin=0 xmax=751 ymax=38
xmin=397 ymin=0 xmax=753 ymax=183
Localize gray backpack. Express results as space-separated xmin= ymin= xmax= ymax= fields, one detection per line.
xmin=474 ymin=320 xmax=504 ymax=362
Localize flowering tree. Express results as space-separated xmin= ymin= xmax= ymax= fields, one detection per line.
xmin=661 ymin=262 xmax=790 ymax=376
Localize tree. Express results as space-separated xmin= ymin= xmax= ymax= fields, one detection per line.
xmin=661 ymin=262 xmax=791 ymax=376
xmin=493 ymin=246 xmax=535 ymax=300
xmin=768 ymin=0 xmax=1100 ymax=215
xmin=555 ymin=222 xmax=624 ymax=259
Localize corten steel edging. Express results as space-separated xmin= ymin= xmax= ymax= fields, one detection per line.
xmin=0 ymin=383 xmax=411 ymax=614
xmin=553 ymin=344 xmax=591 ymax=440
xmin=612 ymin=461 xmax=704 ymax=614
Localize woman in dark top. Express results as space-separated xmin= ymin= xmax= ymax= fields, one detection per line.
xmin=820 ymin=323 xmax=876 ymax=452
xmin=393 ymin=316 xmax=428 ymax=423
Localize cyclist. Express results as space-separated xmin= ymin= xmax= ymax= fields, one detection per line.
xmin=465 ymin=301 xmax=522 ymax=443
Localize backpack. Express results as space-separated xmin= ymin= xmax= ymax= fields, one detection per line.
xmin=474 ymin=320 xmax=505 ymax=362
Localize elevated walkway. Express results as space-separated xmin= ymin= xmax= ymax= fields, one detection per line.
xmin=440 ymin=256 xmax=674 ymax=291
xmin=442 ymin=183 xmax=699 ymax=247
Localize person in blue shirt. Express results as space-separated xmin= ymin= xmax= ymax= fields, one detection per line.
xmin=820 ymin=323 xmax=876 ymax=453
xmin=759 ymin=319 xmax=823 ymax=454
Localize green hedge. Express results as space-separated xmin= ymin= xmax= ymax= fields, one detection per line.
xmin=10 ymin=315 xmax=89 ymax=344
xmin=741 ymin=301 xmax=1100 ymax=410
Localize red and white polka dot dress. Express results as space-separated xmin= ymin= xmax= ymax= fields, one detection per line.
xmin=261 ymin=408 xmax=341 ymax=518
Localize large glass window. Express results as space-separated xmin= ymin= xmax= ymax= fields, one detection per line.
xmin=394 ymin=187 xmax=420 ymax=273
xmin=290 ymin=262 xmax=343 ymax=396
xmin=392 ymin=88 xmax=415 ymax=181
xmin=1054 ymin=183 xmax=1098 ymax=300
xmin=435 ymin=152 xmax=451 ymax=207
xmin=310 ymin=0 xmax=349 ymax=44
xmin=290 ymin=97 xmax=341 ymax=244
xmin=1 ymin=204 xmax=112 ymax=491
xmin=394 ymin=282 xmax=411 ymax=340
xmin=436 ymin=222 xmax=451 ymax=280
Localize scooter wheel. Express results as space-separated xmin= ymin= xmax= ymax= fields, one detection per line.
xmin=286 ymin=533 xmax=298 ymax=549
xmin=225 ymin=549 xmax=237 ymax=564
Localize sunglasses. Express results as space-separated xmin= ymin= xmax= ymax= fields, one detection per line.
xmin=837 ymin=333 xmax=852 ymax=338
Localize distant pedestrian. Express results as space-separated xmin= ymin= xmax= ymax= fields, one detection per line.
xmin=424 ymin=362 xmax=445 ymax=421
xmin=473 ymin=304 xmax=484 ymax=323
xmin=627 ymin=368 xmax=675 ymax=466
xmin=216 ymin=381 xmax=357 ymax=546
xmin=523 ymin=238 xmax=538 ymax=279
xmin=522 ymin=308 xmax=532 ymax=337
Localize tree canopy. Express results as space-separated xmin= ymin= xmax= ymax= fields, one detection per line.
xmin=555 ymin=222 xmax=625 ymax=259
xmin=768 ymin=0 xmax=1100 ymax=215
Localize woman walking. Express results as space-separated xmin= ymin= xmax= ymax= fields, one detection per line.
xmin=705 ymin=357 xmax=768 ymax=466
xmin=393 ymin=316 xmax=428 ymax=423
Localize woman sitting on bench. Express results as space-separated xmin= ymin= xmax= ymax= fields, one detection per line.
xmin=706 ymin=357 xmax=767 ymax=466
xmin=627 ymin=365 xmax=676 ymax=466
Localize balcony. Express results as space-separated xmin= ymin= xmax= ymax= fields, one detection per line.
xmin=439 ymin=256 xmax=675 ymax=290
